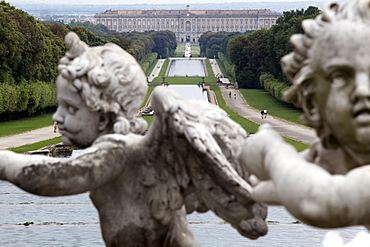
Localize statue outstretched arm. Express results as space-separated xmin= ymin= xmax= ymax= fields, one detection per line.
xmin=239 ymin=124 xmax=370 ymax=228
xmin=0 ymin=135 xmax=127 ymax=196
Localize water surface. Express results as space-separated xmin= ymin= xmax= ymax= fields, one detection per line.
xmin=1 ymin=181 xmax=368 ymax=246
xmin=167 ymin=59 xmax=205 ymax=77
xmin=168 ymin=85 xmax=208 ymax=102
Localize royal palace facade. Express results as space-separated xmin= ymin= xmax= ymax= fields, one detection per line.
xmin=94 ymin=5 xmax=281 ymax=43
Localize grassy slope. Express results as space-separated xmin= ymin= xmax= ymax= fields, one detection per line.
xmin=0 ymin=113 xmax=55 ymax=138
xmin=239 ymin=89 xmax=304 ymax=125
xmin=211 ymin=86 xmax=308 ymax=151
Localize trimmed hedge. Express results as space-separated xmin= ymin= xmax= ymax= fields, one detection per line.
xmin=259 ymin=72 xmax=290 ymax=102
xmin=217 ymin=52 xmax=235 ymax=82
xmin=0 ymin=82 xmax=57 ymax=120
xmin=139 ymin=52 xmax=158 ymax=76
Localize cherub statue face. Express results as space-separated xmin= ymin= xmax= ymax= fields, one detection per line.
xmin=310 ymin=20 xmax=370 ymax=153
xmin=52 ymin=75 xmax=105 ymax=148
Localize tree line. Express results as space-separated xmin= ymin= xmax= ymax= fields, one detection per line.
xmin=0 ymin=1 xmax=176 ymax=121
xmin=198 ymin=6 xmax=321 ymax=99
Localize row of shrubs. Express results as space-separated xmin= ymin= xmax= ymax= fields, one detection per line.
xmin=217 ymin=52 xmax=235 ymax=82
xmin=259 ymin=73 xmax=290 ymax=102
xmin=139 ymin=52 xmax=158 ymax=76
xmin=0 ymin=81 xmax=57 ymax=121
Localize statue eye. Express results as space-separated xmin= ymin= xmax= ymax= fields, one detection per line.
xmin=67 ymin=105 xmax=78 ymax=115
xmin=330 ymin=71 xmax=349 ymax=88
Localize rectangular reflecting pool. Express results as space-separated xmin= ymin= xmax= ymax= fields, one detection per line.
xmin=168 ymin=85 xmax=208 ymax=102
xmin=167 ymin=59 xmax=205 ymax=77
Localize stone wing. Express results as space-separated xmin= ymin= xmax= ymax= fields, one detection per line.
xmin=148 ymin=86 xmax=268 ymax=239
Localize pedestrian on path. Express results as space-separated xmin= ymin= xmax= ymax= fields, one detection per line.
xmin=260 ymin=111 xmax=264 ymax=119
xmin=53 ymin=121 xmax=58 ymax=133
xmin=263 ymin=109 xmax=267 ymax=118
xmin=234 ymin=93 xmax=236 ymax=100
xmin=229 ymin=91 xmax=231 ymax=98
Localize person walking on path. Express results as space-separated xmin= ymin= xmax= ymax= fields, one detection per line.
xmin=263 ymin=109 xmax=267 ymax=119
xmin=261 ymin=111 xmax=265 ymax=119
xmin=234 ymin=93 xmax=236 ymax=100
xmin=219 ymin=85 xmax=316 ymax=145
xmin=53 ymin=121 xmax=58 ymax=133
xmin=229 ymin=91 xmax=231 ymax=98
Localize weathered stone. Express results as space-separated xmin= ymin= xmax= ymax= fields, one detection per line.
xmin=0 ymin=32 xmax=267 ymax=246
xmin=238 ymin=0 xmax=370 ymax=231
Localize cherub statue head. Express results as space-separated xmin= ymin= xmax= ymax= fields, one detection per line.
xmin=53 ymin=32 xmax=148 ymax=148
xmin=281 ymin=0 xmax=370 ymax=159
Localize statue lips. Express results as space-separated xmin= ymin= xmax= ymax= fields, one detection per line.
xmin=57 ymin=125 xmax=80 ymax=137
xmin=353 ymin=102 xmax=370 ymax=125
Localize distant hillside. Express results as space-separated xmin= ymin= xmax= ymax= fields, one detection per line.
xmin=11 ymin=1 xmax=326 ymax=16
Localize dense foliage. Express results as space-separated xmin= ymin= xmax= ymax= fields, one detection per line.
xmin=199 ymin=31 xmax=229 ymax=58
xmin=0 ymin=1 xmax=177 ymax=121
xmin=229 ymin=6 xmax=320 ymax=89
xmin=216 ymin=52 xmax=235 ymax=81
xmin=0 ymin=1 xmax=63 ymax=120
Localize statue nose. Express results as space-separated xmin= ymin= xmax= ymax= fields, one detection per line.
xmin=52 ymin=107 xmax=64 ymax=123
xmin=352 ymin=73 xmax=370 ymax=101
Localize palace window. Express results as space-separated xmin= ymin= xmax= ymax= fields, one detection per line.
xmin=186 ymin=21 xmax=191 ymax=31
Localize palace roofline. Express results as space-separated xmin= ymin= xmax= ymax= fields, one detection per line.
xmin=94 ymin=9 xmax=280 ymax=18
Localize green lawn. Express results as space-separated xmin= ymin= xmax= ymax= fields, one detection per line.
xmin=190 ymin=43 xmax=200 ymax=57
xmin=157 ymin=59 xmax=170 ymax=77
xmin=205 ymin=59 xmax=215 ymax=77
xmin=8 ymin=137 xmax=62 ymax=153
xmin=211 ymin=86 xmax=308 ymax=151
xmin=140 ymin=85 xmax=156 ymax=108
xmin=0 ymin=113 xmax=55 ymax=138
xmin=175 ymin=43 xmax=185 ymax=57
xmin=144 ymin=57 xmax=159 ymax=77
xmin=239 ymin=89 xmax=304 ymax=125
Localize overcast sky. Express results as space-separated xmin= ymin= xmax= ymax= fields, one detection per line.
xmin=7 ymin=0 xmax=322 ymax=5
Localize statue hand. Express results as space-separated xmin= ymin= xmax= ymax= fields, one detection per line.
xmin=0 ymin=150 xmax=10 ymax=180
xmin=238 ymin=124 xmax=285 ymax=181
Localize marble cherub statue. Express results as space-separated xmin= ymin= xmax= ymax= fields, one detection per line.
xmin=0 ymin=32 xmax=267 ymax=246
xmin=238 ymin=0 xmax=370 ymax=230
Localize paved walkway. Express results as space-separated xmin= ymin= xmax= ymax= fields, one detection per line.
xmin=148 ymin=59 xmax=166 ymax=82
xmin=209 ymin=59 xmax=231 ymax=84
xmin=0 ymin=126 xmax=61 ymax=150
xmin=220 ymin=85 xmax=317 ymax=145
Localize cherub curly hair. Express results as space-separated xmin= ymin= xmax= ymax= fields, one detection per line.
xmin=57 ymin=32 xmax=148 ymax=135
xmin=281 ymin=0 xmax=370 ymax=148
